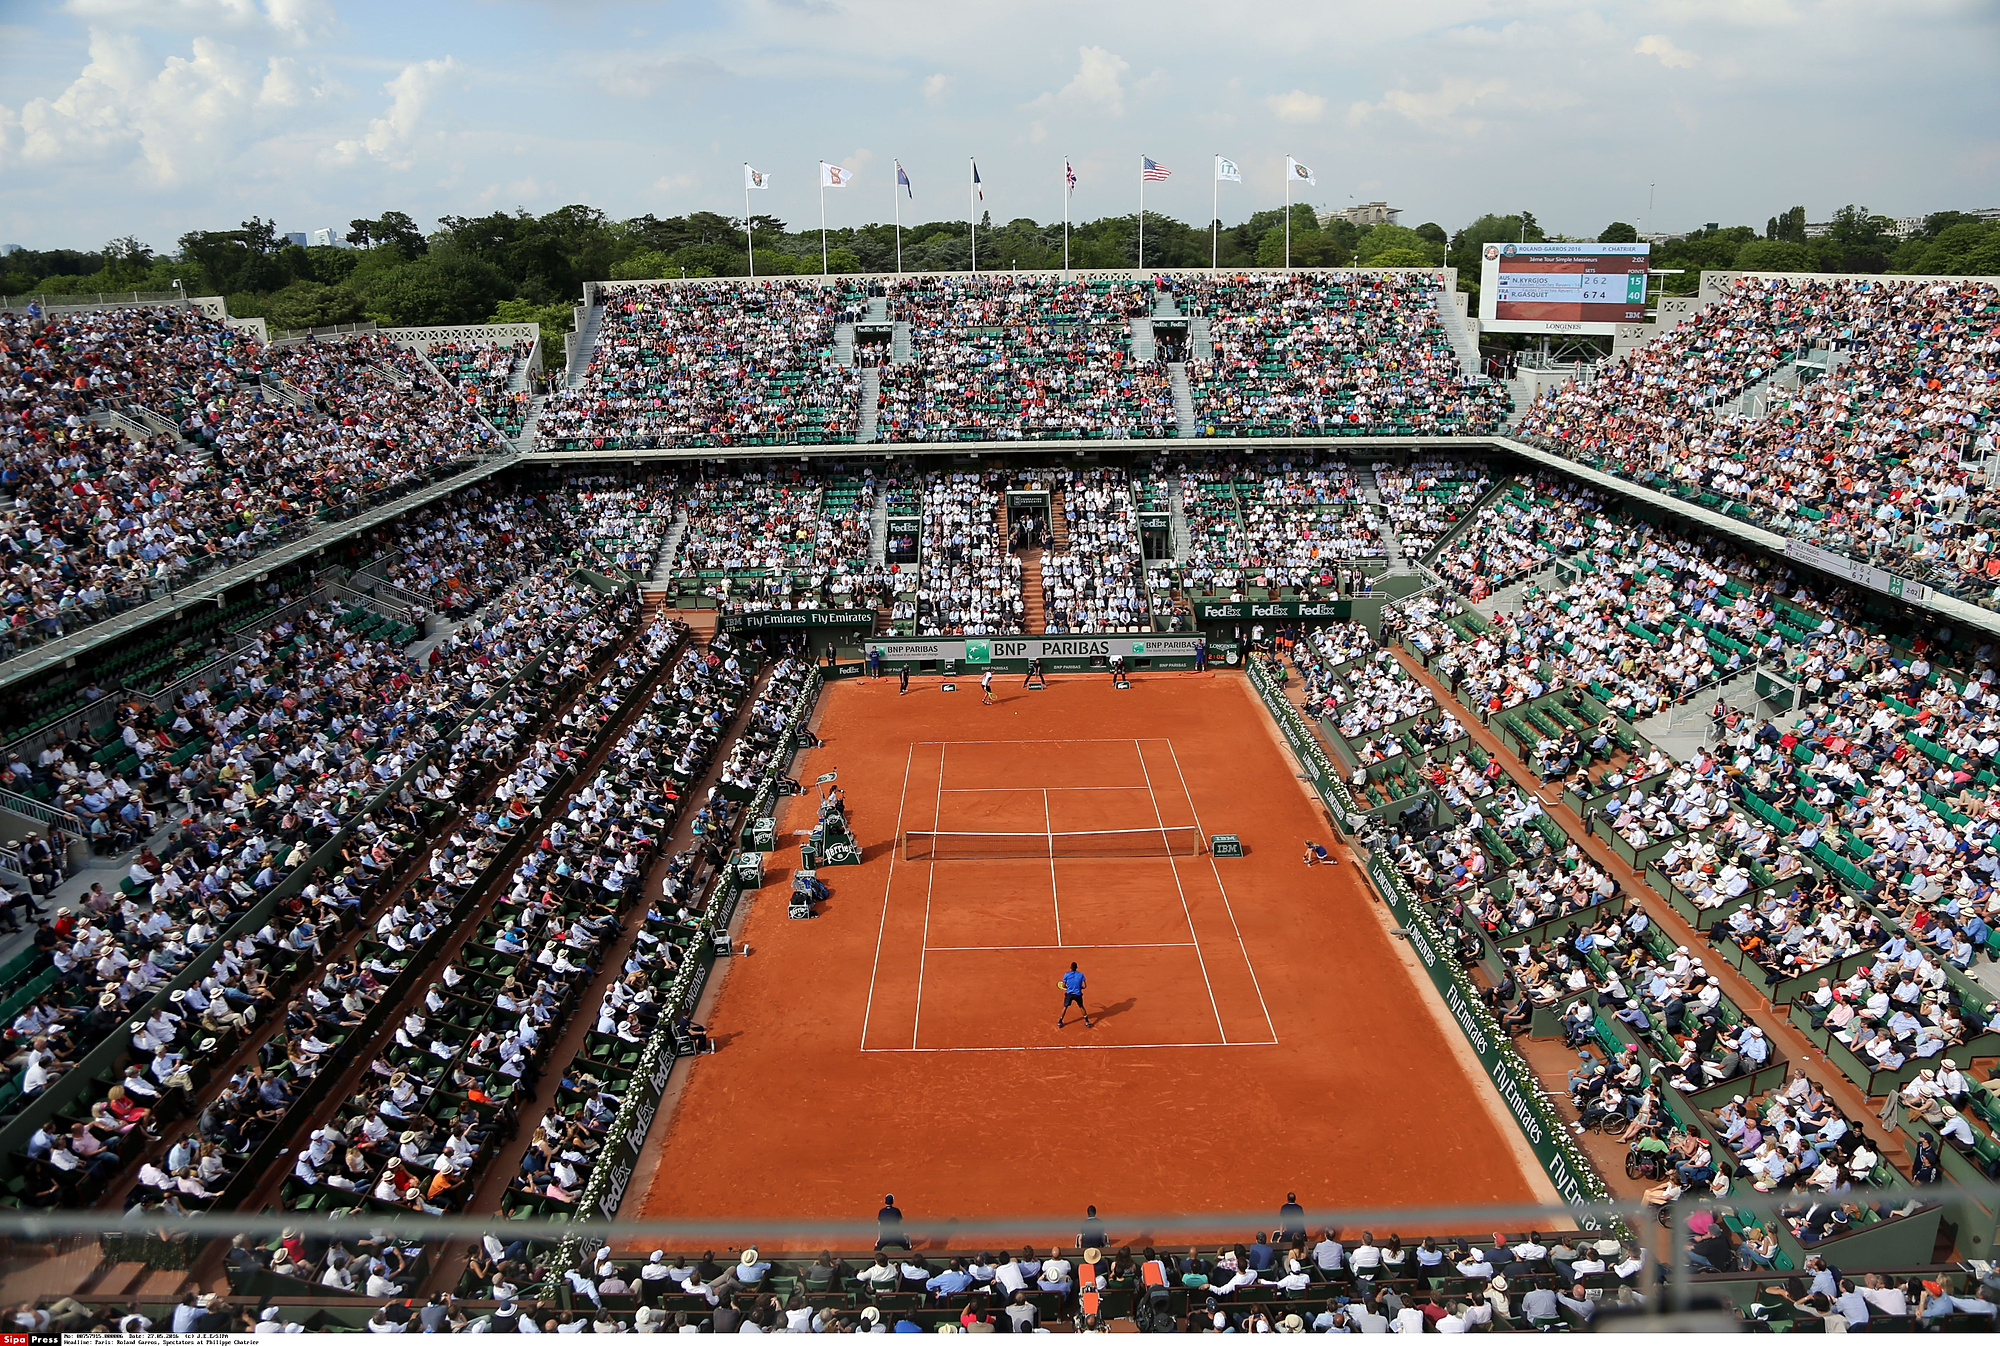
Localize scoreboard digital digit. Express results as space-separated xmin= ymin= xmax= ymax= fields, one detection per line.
xmin=1478 ymin=241 xmax=1651 ymax=335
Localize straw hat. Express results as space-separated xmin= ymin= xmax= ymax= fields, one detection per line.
xmin=1083 ymin=1248 xmax=1102 ymax=1265
xmin=739 ymin=1249 xmax=760 ymax=1267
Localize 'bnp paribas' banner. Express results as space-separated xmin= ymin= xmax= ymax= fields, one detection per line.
xmin=719 ymin=609 xmax=876 ymax=632
xmin=863 ymin=634 xmax=1206 ymax=672
xmin=1195 ymin=599 xmax=1353 ymax=621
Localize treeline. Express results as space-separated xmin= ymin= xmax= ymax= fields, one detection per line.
xmin=3 ymin=201 xmax=1994 ymax=358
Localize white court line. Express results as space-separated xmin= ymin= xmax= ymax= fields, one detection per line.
xmin=863 ymin=1040 xmax=1278 ymax=1054
xmin=1165 ymin=737 xmax=1279 ymax=1045
xmin=1043 ymin=787 xmax=1061 ymax=946
xmin=1134 ymin=739 xmax=1227 ymax=1045
xmin=911 ymin=742 xmax=945 ymax=1051
xmin=914 ymin=738 xmax=1160 ymax=745
xmin=938 ymin=785 xmax=1152 ymax=792
xmin=857 ymin=742 xmax=916 ymax=1052
xmin=925 ymin=942 xmax=1197 ymax=952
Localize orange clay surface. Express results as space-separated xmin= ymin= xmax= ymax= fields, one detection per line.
xmin=631 ymin=672 xmax=1536 ymax=1244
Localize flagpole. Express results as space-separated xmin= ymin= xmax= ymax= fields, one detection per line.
xmin=969 ymin=158 xmax=976 ymax=274
xmin=894 ymin=163 xmax=902 ymax=276
xmin=744 ymin=166 xmax=755 ymax=278
xmin=1284 ymin=154 xmax=1291 ymax=270
xmin=1138 ymin=155 xmax=1145 ymax=271
xmin=820 ymin=164 xmax=828 ymax=275
xmin=1063 ymin=160 xmax=1070 ymax=276
xmin=1212 ymin=155 xmax=1219 ymax=271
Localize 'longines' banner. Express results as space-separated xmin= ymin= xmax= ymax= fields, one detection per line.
xmin=720 ymin=609 xmax=876 ymax=632
xmin=1196 ymin=600 xmax=1353 ymax=621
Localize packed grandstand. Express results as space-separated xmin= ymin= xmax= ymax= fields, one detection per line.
xmin=1 ymin=259 xmax=1999 ymax=1332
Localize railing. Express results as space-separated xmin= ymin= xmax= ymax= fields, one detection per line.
xmin=0 ymin=786 xmax=85 ymax=838
xmin=1 ymin=290 xmax=189 ymax=311
xmin=267 ymin=321 xmax=379 ymax=343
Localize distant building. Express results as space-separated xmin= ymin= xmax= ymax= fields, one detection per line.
xmin=0 ymin=243 xmax=21 ymax=256
xmin=283 ymin=231 xmax=309 ymax=248
xmin=308 ymin=227 xmax=351 ymax=249
xmin=1969 ymin=207 xmax=2000 ymax=222
xmin=1319 ymin=201 xmax=1402 ymax=228
xmin=1803 ymin=222 xmax=1832 ymax=239
xmin=1636 ymin=231 xmax=1687 ymax=244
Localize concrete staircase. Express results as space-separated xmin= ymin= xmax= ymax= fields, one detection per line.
xmin=869 ymin=492 xmax=889 ymax=565
xmin=1632 ymin=663 xmax=1768 ymax=761
xmin=833 ymin=321 xmax=855 ymax=368
xmin=516 ymin=393 xmax=544 ymax=450
xmin=1022 ymin=548 xmax=1047 ymax=634
xmin=507 ymin=354 xmax=533 ymax=394
xmin=1168 ymin=487 xmax=1191 ymax=563
xmin=1152 ymin=290 xmax=1181 ymax=320
xmin=1048 ymin=489 xmax=1070 ymax=552
xmin=891 ymin=320 xmax=912 ymax=365
xmin=652 ymin=511 xmax=688 ymax=582
xmin=1170 ymin=363 xmax=1195 ymax=438
xmin=1372 ymin=467 xmax=1414 ymax=574
xmin=1188 ymin=315 xmax=1214 ymax=360
xmin=566 ymin=303 xmax=606 ymax=389
xmin=866 ymin=296 xmax=890 ymax=322
xmin=1433 ymin=288 xmax=1480 ymax=379
xmin=858 ymin=367 xmax=881 ymax=443
xmin=1131 ymin=316 xmax=1156 ymax=361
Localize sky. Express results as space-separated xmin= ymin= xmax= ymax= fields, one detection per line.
xmin=1 ymin=0 xmax=1997 ymax=253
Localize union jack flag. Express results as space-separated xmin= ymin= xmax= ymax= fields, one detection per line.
xmin=1065 ymin=159 xmax=1076 ymax=192
xmin=1142 ymin=157 xmax=1170 ymax=181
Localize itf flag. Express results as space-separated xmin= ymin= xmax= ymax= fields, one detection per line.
xmin=745 ymin=164 xmax=771 ymax=189
xmin=1216 ymin=157 xmax=1242 ymax=182
xmin=821 ymin=162 xmax=852 ymax=188
xmin=1285 ymin=156 xmax=1316 ymax=186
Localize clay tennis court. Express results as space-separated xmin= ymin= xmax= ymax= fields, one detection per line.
xmin=632 ymin=672 xmax=1549 ymax=1244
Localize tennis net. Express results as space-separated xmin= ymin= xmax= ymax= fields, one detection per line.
xmin=901 ymin=826 xmax=1204 ymax=861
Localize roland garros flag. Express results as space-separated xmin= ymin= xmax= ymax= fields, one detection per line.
xmin=1285 ymin=156 xmax=1316 ymax=186
xmin=745 ymin=164 xmax=771 ymax=189
xmin=821 ymin=162 xmax=853 ymax=188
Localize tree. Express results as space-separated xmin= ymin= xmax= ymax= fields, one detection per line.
xmin=825 ymin=248 xmax=863 ymax=274
xmin=1367 ymin=247 xmax=1436 ymax=268
xmin=264 ymin=280 xmax=365 ymax=332
xmin=369 ymin=211 xmax=429 ymax=260
xmin=1356 ymin=223 xmax=1444 ymax=266
xmin=609 ymin=248 xmax=677 ymax=281
xmin=1732 ymin=239 xmax=1813 ymax=272
xmin=1413 ymin=222 xmax=1448 ymax=247
xmin=1598 ymin=221 xmax=1639 ymax=244
xmin=369 ymin=252 xmax=512 ymax=325
xmin=490 ymin=298 xmax=576 ymax=359
xmin=346 ymin=220 xmax=373 ymax=250
xmin=102 ymin=236 xmax=155 ymax=286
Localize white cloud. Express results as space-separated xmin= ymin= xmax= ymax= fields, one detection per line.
xmin=1062 ymin=44 xmax=1130 ymax=114
xmin=1266 ymin=89 xmax=1326 ymax=123
xmin=1348 ymin=77 xmax=1513 ymax=134
xmin=597 ymin=51 xmax=728 ymax=100
xmin=921 ymin=73 xmax=947 ymax=105
xmin=1 ymin=28 xmax=310 ymax=183
xmin=1634 ymin=34 xmax=1699 ymax=68
xmin=331 ymin=55 xmax=458 ymax=168
xmin=62 ymin=0 xmax=332 ymax=42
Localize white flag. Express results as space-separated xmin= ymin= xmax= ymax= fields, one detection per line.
xmin=1216 ymin=156 xmax=1241 ymax=183
xmin=820 ymin=162 xmax=852 ymax=188
xmin=744 ymin=164 xmax=771 ymax=190
xmin=1285 ymin=156 xmax=1316 ymax=186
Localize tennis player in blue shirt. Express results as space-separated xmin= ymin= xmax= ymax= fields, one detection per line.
xmin=1058 ymin=962 xmax=1093 ymax=1028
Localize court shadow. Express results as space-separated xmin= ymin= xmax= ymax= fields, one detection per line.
xmin=1093 ymin=996 xmax=1138 ymax=1023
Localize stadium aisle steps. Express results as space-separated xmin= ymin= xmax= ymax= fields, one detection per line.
xmin=1170 ymin=363 xmax=1195 ymax=438
xmin=1022 ymin=549 xmax=1047 ymax=636
xmin=1050 ymin=490 xmax=1070 ymax=552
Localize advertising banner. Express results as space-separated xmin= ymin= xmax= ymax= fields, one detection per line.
xmin=719 ymin=609 xmax=876 ymax=632
xmin=1195 ymin=599 xmax=1354 ymax=621
xmin=863 ymin=634 xmax=1206 ymax=670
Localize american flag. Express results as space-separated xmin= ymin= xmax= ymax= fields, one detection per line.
xmin=1142 ymin=157 xmax=1170 ymax=181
